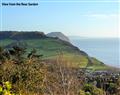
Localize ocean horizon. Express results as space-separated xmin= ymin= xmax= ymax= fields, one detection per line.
xmin=70 ymin=38 xmax=120 ymax=68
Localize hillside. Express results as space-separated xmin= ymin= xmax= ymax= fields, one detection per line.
xmin=0 ymin=31 xmax=46 ymax=40
xmin=46 ymin=32 xmax=70 ymax=42
xmin=0 ymin=31 xmax=109 ymax=70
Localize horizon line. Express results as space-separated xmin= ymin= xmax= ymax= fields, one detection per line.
xmin=0 ymin=31 xmax=119 ymax=38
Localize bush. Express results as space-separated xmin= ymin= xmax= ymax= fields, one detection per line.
xmin=0 ymin=46 xmax=46 ymax=94
xmin=79 ymin=89 xmax=86 ymax=95
xmin=83 ymin=84 xmax=105 ymax=95
xmin=0 ymin=81 xmax=16 ymax=95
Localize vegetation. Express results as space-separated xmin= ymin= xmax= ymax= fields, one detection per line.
xmin=0 ymin=38 xmax=110 ymax=71
xmin=0 ymin=46 xmax=120 ymax=95
xmin=0 ymin=32 xmax=119 ymax=95
xmin=0 ymin=81 xmax=16 ymax=95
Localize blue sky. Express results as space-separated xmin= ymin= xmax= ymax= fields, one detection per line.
xmin=0 ymin=0 xmax=119 ymax=37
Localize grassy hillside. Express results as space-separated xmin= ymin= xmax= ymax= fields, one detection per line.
xmin=0 ymin=37 xmax=110 ymax=70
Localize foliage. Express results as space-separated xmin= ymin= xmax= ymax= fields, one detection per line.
xmin=79 ymin=90 xmax=86 ymax=95
xmin=0 ymin=46 xmax=46 ymax=94
xmin=44 ymin=54 xmax=82 ymax=95
xmin=0 ymin=81 xmax=16 ymax=95
xmin=83 ymin=83 xmax=105 ymax=95
xmin=0 ymin=45 xmax=120 ymax=95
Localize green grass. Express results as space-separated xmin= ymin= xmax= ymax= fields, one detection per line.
xmin=0 ymin=39 xmax=14 ymax=47
xmin=87 ymin=65 xmax=111 ymax=71
xmin=23 ymin=38 xmax=80 ymax=57
xmin=45 ymin=53 xmax=89 ymax=68
xmin=0 ymin=38 xmax=110 ymax=70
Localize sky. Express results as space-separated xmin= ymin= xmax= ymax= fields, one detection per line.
xmin=0 ymin=0 xmax=119 ymax=37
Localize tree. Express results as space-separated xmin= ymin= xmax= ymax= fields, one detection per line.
xmin=45 ymin=54 xmax=81 ymax=95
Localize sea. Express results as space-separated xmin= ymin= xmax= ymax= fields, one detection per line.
xmin=70 ymin=38 xmax=120 ymax=68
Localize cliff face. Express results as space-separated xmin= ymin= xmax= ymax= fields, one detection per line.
xmin=46 ymin=32 xmax=70 ymax=42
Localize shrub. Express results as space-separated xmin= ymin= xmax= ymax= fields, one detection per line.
xmin=79 ymin=89 xmax=86 ymax=95
xmin=0 ymin=81 xmax=16 ymax=95
xmin=83 ymin=83 xmax=105 ymax=95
